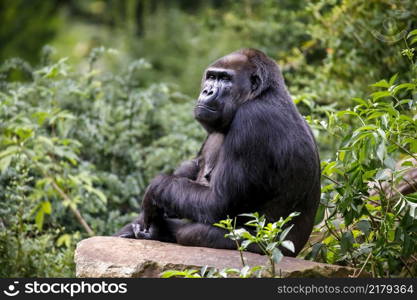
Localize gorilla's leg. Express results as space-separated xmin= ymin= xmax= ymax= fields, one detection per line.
xmin=113 ymin=221 xmax=139 ymax=238
xmin=175 ymin=223 xmax=264 ymax=254
xmin=113 ymin=213 xmax=188 ymax=243
xmin=116 ymin=218 xmax=296 ymax=256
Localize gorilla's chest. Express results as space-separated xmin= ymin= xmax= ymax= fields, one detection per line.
xmin=196 ymin=133 xmax=224 ymax=186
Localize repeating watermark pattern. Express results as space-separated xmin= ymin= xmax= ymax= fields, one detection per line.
xmin=0 ymin=279 xmax=415 ymax=299
xmin=277 ymin=283 xmax=414 ymax=295
xmin=3 ymin=281 xmax=20 ymax=297
xmin=2 ymin=281 xmax=127 ymax=298
xmin=346 ymin=0 xmax=417 ymax=44
xmin=348 ymin=0 xmax=414 ymax=44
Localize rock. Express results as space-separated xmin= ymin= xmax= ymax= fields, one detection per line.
xmin=75 ymin=236 xmax=358 ymax=278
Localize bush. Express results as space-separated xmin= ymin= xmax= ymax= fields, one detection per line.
xmin=302 ymin=32 xmax=417 ymax=277
xmin=0 ymin=47 xmax=204 ymax=277
xmin=1 ymin=0 xmax=417 ymax=278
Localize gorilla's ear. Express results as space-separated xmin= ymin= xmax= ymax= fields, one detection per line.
xmin=250 ymin=74 xmax=261 ymax=92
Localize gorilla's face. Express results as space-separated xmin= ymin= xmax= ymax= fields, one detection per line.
xmin=194 ymin=53 xmax=260 ymax=132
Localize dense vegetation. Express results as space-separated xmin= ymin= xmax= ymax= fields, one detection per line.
xmin=1 ymin=0 xmax=416 ymax=277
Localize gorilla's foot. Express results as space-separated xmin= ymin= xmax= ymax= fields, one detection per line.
xmin=131 ymin=223 xmax=152 ymax=239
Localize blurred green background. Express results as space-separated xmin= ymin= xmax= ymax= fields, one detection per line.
xmin=1 ymin=0 xmax=417 ymax=277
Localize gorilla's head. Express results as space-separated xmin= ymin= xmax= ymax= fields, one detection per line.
xmin=194 ymin=48 xmax=283 ymax=132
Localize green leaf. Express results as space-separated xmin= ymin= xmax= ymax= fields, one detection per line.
xmin=281 ymin=240 xmax=295 ymax=253
xmin=271 ymin=248 xmax=283 ymax=264
xmin=0 ymin=146 xmax=19 ymax=160
xmin=160 ymin=270 xmax=182 ymax=278
xmin=384 ymin=156 xmax=396 ymax=170
xmin=234 ymin=228 xmax=250 ymax=238
xmin=376 ymin=142 xmax=386 ymax=163
xmin=340 ymin=232 xmax=354 ymax=253
xmin=15 ymin=128 xmax=33 ymax=140
xmin=239 ymin=212 xmax=258 ymax=218
xmin=314 ymin=204 xmax=325 ymax=225
xmin=240 ymin=265 xmax=250 ymax=277
xmin=356 ymin=220 xmax=371 ymax=237
xmin=266 ymin=242 xmax=278 ymax=252
xmin=401 ymin=161 xmax=414 ymax=167
xmin=56 ymin=234 xmax=71 ymax=247
xmin=410 ymin=36 xmax=417 ymax=45
xmin=352 ymin=97 xmax=369 ymax=106
xmin=366 ymin=111 xmax=385 ymax=120
xmin=279 ymin=224 xmax=294 ymax=241
xmin=406 ymin=201 xmax=417 ymax=219
xmin=375 ymin=169 xmax=390 ymax=180
xmin=371 ymin=91 xmax=391 ymax=101
xmin=371 ymin=80 xmax=389 ymax=88
xmin=309 ymin=243 xmax=325 ymax=260
xmin=405 ymin=193 xmax=417 ymax=203
xmin=37 ymin=136 xmax=54 ymax=148
xmin=355 ymin=125 xmax=378 ymax=132
xmin=240 ymin=240 xmax=252 ymax=250
xmin=35 ymin=209 xmax=44 ymax=231
xmin=41 ymin=201 xmax=52 ymax=214
xmin=286 ymin=212 xmax=301 ymax=220
xmin=388 ymin=73 xmax=398 ymax=86
xmin=32 ymin=111 xmax=50 ymax=126
xmin=392 ymin=83 xmax=415 ymax=95
xmin=0 ymin=156 xmax=12 ymax=174
xmin=363 ymin=169 xmax=376 ymax=181
xmin=407 ymin=29 xmax=417 ymax=38
xmin=85 ymin=186 xmax=107 ymax=203
xmin=322 ymin=161 xmax=337 ymax=176
xmin=376 ymin=128 xmax=386 ymax=140
xmin=336 ymin=110 xmax=359 ymax=117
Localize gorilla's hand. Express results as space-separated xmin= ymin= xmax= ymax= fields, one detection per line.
xmin=142 ymin=191 xmax=161 ymax=230
xmin=173 ymin=159 xmax=199 ymax=180
xmin=141 ymin=175 xmax=167 ymax=229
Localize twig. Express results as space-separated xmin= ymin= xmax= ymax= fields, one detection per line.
xmin=322 ymin=174 xmax=341 ymax=186
xmin=354 ymin=251 xmax=372 ymax=278
xmin=232 ymin=217 xmax=246 ymax=267
xmin=26 ymin=150 xmax=95 ymax=236
xmin=50 ymin=178 xmax=94 ymax=236
xmin=388 ymin=138 xmax=417 ymax=162
xmin=399 ymin=257 xmax=414 ymax=277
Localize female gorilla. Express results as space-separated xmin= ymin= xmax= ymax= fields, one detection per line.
xmin=115 ymin=49 xmax=321 ymax=257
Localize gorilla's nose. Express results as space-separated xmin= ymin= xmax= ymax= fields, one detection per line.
xmin=203 ymin=88 xmax=215 ymax=96
xmin=199 ymin=86 xmax=219 ymax=109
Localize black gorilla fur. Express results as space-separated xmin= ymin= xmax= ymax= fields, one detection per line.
xmin=114 ymin=49 xmax=321 ymax=256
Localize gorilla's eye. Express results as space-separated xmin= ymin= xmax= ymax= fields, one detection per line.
xmin=221 ymin=74 xmax=231 ymax=81
xmin=207 ymin=74 xmax=216 ymax=80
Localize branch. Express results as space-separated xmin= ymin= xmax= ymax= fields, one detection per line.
xmin=49 ymin=178 xmax=94 ymax=236
xmin=26 ymin=150 xmax=95 ymax=236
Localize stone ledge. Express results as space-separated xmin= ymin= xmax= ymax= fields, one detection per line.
xmin=75 ymin=236 xmax=357 ymax=278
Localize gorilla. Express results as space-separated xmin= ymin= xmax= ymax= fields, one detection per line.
xmin=115 ymin=48 xmax=321 ymax=257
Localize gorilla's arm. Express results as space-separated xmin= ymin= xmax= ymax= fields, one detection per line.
xmin=143 ymin=104 xmax=272 ymax=226
xmin=145 ymin=160 xmax=248 ymax=225
xmin=173 ymin=159 xmax=199 ymax=180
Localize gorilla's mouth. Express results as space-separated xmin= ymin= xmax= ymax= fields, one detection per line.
xmin=196 ymin=105 xmax=217 ymax=112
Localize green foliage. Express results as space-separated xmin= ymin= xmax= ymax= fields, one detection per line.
xmin=304 ymin=33 xmax=417 ymax=277
xmin=0 ymin=0 xmax=61 ymax=65
xmin=0 ymin=48 xmax=203 ymax=277
xmin=0 ymin=229 xmax=75 ymax=277
xmin=124 ymin=0 xmax=309 ymax=96
xmin=297 ymin=0 xmax=416 ymax=103
xmin=0 ymin=162 xmax=75 ymax=277
xmin=162 ymin=212 xmax=299 ymax=278
xmin=161 ymin=265 xmax=264 ymax=279
xmin=1 ymin=0 xmax=417 ymax=278
xmin=216 ymin=212 xmax=300 ymax=277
